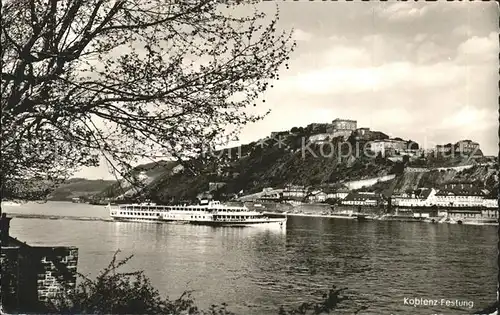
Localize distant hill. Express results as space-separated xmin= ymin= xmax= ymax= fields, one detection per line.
xmin=95 ymin=160 xmax=183 ymax=200
xmin=94 ymin=128 xmax=401 ymax=202
xmin=90 ymin=124 xmax=496 ymax=203
xmin=48 ymin=178 xmax=116 ymax=201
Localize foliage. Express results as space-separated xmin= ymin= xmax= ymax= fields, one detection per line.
xmin=47 ymin=251 xmax=357 ymax=315
xmin=324 ymin=198 xmax=342 ymax=206
xmin=111 ymin=134 xmax=395 ymax=202
xmin=374 ymin=152 xmax=385 ymax=165
xmin=1 ymin=0 xmax=295 ymax=200
xmin=96 ymin=160 xmax=181 ymax=200
xmin=423 ymin=153 xmax=469 ymax=168
xmin=390 ymin=162 xmax=405 ymax=176
xmin=47 ymin=251 xmax=237 ymax=314
xmin=47 ymin=178 xmax=116 ymax=201
xmin=473 ymin=301 xmax=499 ymax=315
xmin=92 ymin=127 xmax=496 ymax=202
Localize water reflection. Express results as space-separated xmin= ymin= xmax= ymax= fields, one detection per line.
xmin=6 ymin=203 xmax=497 ymax=315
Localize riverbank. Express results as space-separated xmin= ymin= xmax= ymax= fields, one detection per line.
xmin=268 ymin=212 xmax=357 ymax=220
xmin=264 ymin=211 xmax=499 ymax=226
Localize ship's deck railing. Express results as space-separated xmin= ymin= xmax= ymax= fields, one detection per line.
xmin=214 ymin=217 xmax=270 ymax=222
xmin=118 ymin=204 xmax=252 ymax=212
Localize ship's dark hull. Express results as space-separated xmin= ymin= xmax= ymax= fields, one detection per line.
xmin=187 ymin=219 xmax=286 ymax=227
xmin=112 ymin=216 xmax=286 ymax=227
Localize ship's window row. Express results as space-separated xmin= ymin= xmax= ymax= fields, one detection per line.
xmin=215 ymin=215 xmax=258 ymax=220
xmin=119 ymin=206 xmax=249 ymax=212
xmin=118 ymin=210 xmax=255 ymax=216
xmin=120 ymin=212 xmax=159 ymax=216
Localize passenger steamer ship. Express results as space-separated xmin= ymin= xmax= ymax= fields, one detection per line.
xmin=108 ymin=200 xmax=287 ymax=228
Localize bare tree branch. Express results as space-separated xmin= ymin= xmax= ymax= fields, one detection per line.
xmin=1 ymin=0 xmax=295 ymax=200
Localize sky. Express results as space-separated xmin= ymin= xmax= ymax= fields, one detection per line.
xmin=75 ymin=1 xmax=498 ymax=180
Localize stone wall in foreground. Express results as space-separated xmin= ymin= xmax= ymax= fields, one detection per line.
xmin=1 ymin=244 xmax=79 ymax=313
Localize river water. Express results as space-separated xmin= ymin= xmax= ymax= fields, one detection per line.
xmin=2 ymin=202 xmax=497 ymax=314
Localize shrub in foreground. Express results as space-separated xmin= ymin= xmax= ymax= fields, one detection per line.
xmin=47 ymin=251 xmax=368 ymax=314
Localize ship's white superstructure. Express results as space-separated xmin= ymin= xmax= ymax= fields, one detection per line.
xmin=108 ymin=201 xmax=286 ymax=228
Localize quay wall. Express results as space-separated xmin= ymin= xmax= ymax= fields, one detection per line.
xmin=1 ymin=245 xmax=78 ymax=313
xmin=333 ymin=205 xmax=384 ymax=214
xmin=243 ymin=201 xmax=293 ymax=212
xmin=244 ymin=202 xmax=331 ymax=213
xmin=290 ymin=203 xmax=332 ymax=213
xmin=404 ymin=164 xmax=480 ymax=173
xmin=343 ymin=174 xmax=396 ymax=190
xmin=434 ymin=164 xmax=476 ymax=172
xmin=252 ymin=202 xmax=384 ymax=215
